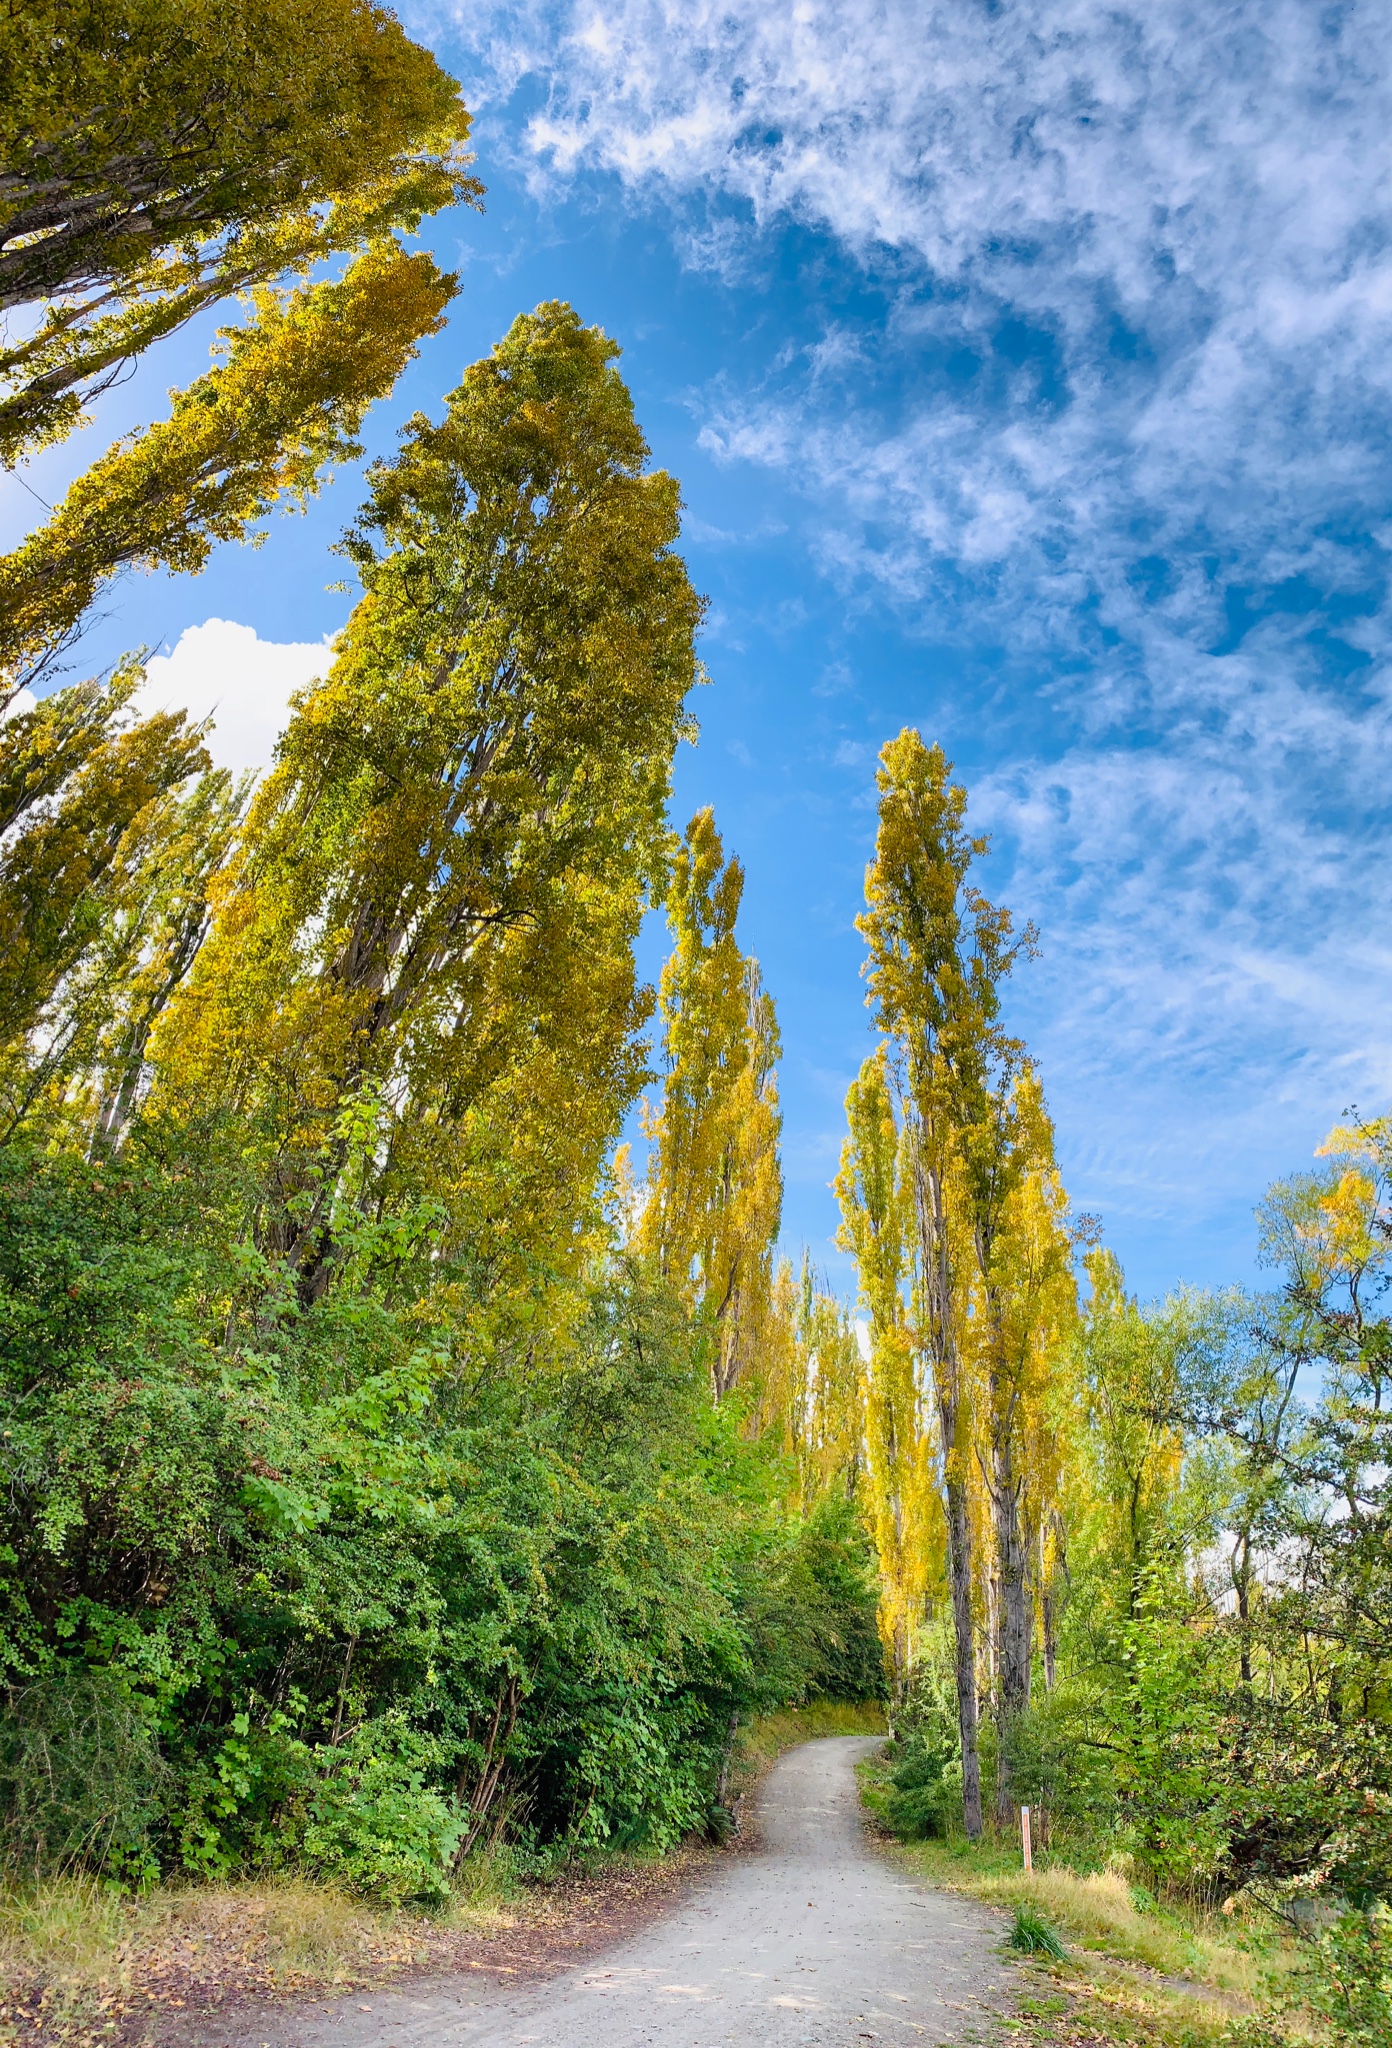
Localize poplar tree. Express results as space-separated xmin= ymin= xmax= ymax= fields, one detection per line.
xmin=0 ymin=667 xmax=216 ymax=1136
xmin=755 ymin=1254 xmax=864 ymax=1509
xmin=0 ymin=243 xmax=455 ymax=689
xmin=0 ymin=0 xmax=478 ymax=462
xmin=975 ymin=1079 xmax=1078 ymax=1815
xmin=857 ymin=728 xmax=1035 ymax=1836
xmin=637 ymin=809 xmax=783 ymax=1399
xmin=150 ymin=302 xmax=703 ymax=1306
xmin=836 ymin=1048 xmax=940 ymax=1688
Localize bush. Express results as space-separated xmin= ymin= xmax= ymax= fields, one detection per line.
xmin=1300 ymin=1903 xmax=1392 ymax=2048
xmin=301 ymin=1718 xmax=465 ymax=1911
xmin=0 ymin=1668 xmax=169 ymax=1882
xmin=882 ymin=1661 xmax=960 ymax=1840
xmin=884 ymin=1727 xmax=957 ymax=1840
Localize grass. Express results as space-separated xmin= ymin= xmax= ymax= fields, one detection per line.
xmin=0 ymin=1871 xmax=513 ymax=2044
xmin=1010 ymin=1902 xmax=1068 ymax=1960
xmin=0 ymin=1700 xmax=887 ymax=2040
xmin=855 ymin=1751 xmax=1305 ymax=2048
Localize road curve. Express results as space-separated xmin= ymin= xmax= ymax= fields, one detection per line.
xmin=241 ymin=1736 xmax=1011 ymax=2047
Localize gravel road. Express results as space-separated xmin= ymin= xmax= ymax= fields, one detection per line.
xmin=235 ymin=1736 xmax=1011 ymax=2048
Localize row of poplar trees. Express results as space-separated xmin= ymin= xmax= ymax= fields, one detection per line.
xmin=0 ymin=2 xmax=882 ymax=1897
xmin=826 ymin=728 xmax=1391 ymax=2002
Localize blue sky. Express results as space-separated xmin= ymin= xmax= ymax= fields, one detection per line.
xmin=8 ymin=0 xmax=1392 ymax=1301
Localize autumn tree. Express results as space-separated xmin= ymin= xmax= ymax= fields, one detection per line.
xmin=855 ymin=728 xmax=1047 ymax=1835
xmin=0 ymin=665 xmax=236 ymax=1139
xmin=836 ymin=1048 xmax=941 ymax=1688
xmin=0 ymin=244 xmax=455 ymax=690
xmin=150 ymin=302 xmax=703 ymax=1307
xmin=754 ymin=1253 xmax=864 ymax=1510
xmin=974 ymin=1089 xmax=1078 ymax=1814
xmin=0 ymin=0 xmax=478 ymax=463
xmin=636 ymin=808 xmax=783 ymax=1399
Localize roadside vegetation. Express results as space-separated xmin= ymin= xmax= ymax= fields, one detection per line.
xmin=0 ymin=1704 xmax=882 ymax=2042
xmin=0 ymin=11 xmax=1387 ymax=2048
xmin=861 ymin=1746 xmax=1281 ymax=2046
xmin=834 ymin=737 xmax=1391 ymax=2045
xmin=0 ymin=3 xmax=889 ymax=2017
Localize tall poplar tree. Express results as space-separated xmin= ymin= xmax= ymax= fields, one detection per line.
xmin=856 ymin=728 xmax=1035 ymax=1837
xmin=637 ymin=809 xmax=783 ymax=1399
xmin=0 ymin=244 xmax=455 ymax=689
xmin=755 ymin=1253 xmax=865 ymax=1510
xmin=151 ymin=302 xmax=703 ymax=1306
xmin=974 ymin=1078 xmax=1078 ymax=1815
xmin=0 ymin=665 xmax=224 ymax=1137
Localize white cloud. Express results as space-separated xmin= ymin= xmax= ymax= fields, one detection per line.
xmin=445 ymin=0 xmax=1392 ymax=1259
xmin=135 ymin=618 xmax=333 ymax=778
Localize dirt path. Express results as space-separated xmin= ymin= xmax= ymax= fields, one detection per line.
xmin=221 ymin=1736 xmax=1011 ymax=2048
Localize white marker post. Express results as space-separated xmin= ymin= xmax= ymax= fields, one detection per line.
xmin=1021 ymin=1805 xmax=1033 ymax=1873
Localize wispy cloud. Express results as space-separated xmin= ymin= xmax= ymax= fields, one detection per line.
xmin=443 ymin=0 xmax=1392 ymax=1259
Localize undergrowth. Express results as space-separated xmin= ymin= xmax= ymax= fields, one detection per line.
xmin=0 ymin=1697 xmax=884 ymax=2038
xmin=856 ymin=1750 xmax=1304 ymax=2048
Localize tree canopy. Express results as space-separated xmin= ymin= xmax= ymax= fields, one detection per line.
xmin=0 ymin=0 xmax=478 ymax=463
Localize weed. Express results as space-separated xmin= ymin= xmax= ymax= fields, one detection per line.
xmin=1011 ymin=1901 xmax=1068 ymax=1959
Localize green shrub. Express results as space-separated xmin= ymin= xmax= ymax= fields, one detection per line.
xmin=301 ymin=1718 xmax=465 ymax=1911
xmin=0 ymin=1668 xmax=169 ymax=1882
xmin=1301 ymin=1903 xmax=1392 ymax=2048
xmin=884 ymin=1731 xmax=957 ymax=1840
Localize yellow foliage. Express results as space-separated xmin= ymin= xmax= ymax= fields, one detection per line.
xmin=637 ymin=808 xmax=783 ymax=1399
xmin=837 ymin=1048 xmax=943 ymax=1684
xmin=0 ymin=0 xmax=478 ymax=463
xmin=147 ymin=302 xmax=702 ymax=1307
xmin=0 ymin=241 xmax=455 ymax=686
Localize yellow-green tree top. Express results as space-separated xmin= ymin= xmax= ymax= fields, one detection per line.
xmin=0 ymin=0 xmax=478 ymax=461
xmin=0 ymin=665 xmax=222 ymax=1138
xmin=638 ymin=807 xmax=783 ymax=1398
xmin=859 ymin=727 xmax=1035 ymax=1245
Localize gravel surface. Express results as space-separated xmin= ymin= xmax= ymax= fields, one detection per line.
xmin=223 ymin=1736 xmax=1011 ymax=2048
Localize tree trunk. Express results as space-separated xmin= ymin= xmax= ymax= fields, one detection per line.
xmin=991 ymin=1441 xmax=1032 ymax=1823
xmin=1041 ymin=1561 xmax=1057 ymax=1693
xmin=943 ymin=1461 xmax=983 ymax=1839
xmin=1234 ymin=1532 xmax=1254 ymax=1690
xmin=910 ymin=1138 xmax=982 ymax=1842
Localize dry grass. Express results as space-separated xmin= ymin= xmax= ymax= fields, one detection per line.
xmin=0 ymin=1874 xmax=129 ymax=1989
xmin=854 ymin=1753 xmax=1308 ymax=2048
xmin=902 ymin=1856 xmax=1276 ymax=2046
xmin=958 ymin=1861 xmax=1261 ymax=1994
xmin=0 ymin=1873 xmax=514 ymax=2043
